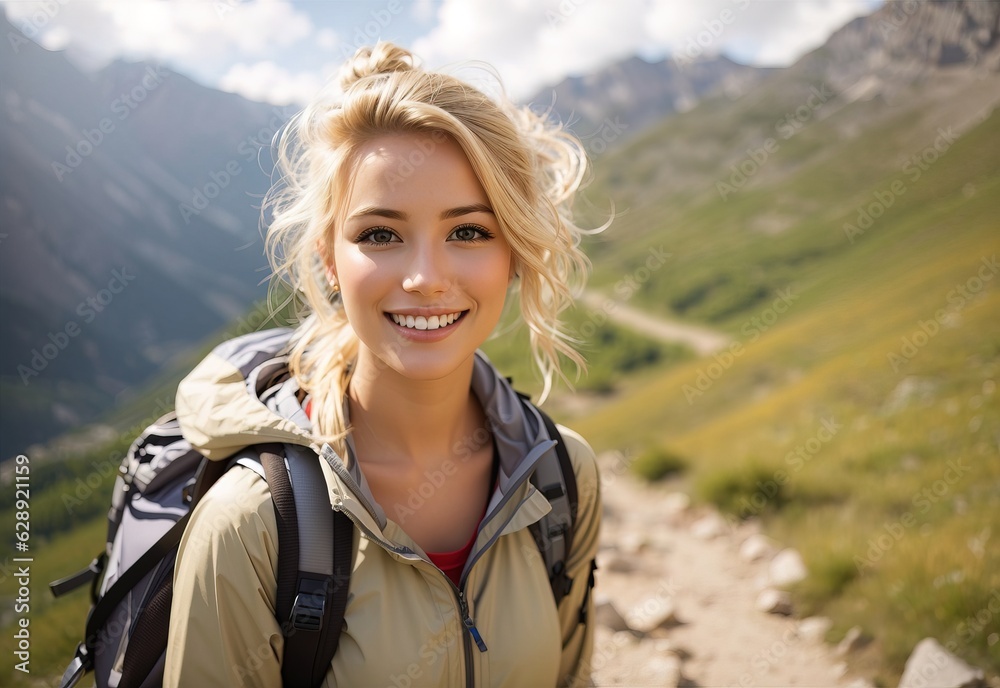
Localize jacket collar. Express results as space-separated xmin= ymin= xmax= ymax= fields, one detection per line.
xmin=175 ymin=328 xmax=555 ymax=546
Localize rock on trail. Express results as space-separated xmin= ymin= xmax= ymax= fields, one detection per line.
xmin=593 ymin=456 xmax=852 ymax=687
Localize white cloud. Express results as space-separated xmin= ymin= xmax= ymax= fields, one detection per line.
xmin=2 ymin=0 xmax=882 ymax=109
xmin=4 ymin=0 xmax=314 ymax=76
xmin=219 ymin=60 xmax=332 ymax=106
xmin=316 ymin=27 xmax=340 ymax=51
xmin=410 ymin=0 xmax=436 ymax=24
xmin=413 ymin=0 xmax=879 ymax=99
xmin=746 ymin=0 xmax=874 ymax=64
xmin=414 ymin=0 xmax=658 ymax=100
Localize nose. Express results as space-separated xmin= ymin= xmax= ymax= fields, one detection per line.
xmin=402 ymin=242 xmax=452 ymax=296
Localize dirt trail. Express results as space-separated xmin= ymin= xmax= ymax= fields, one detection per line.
xmin=580 ymin=291 xmax=730 ymax=356
xmin=592 ymin=463 xmax=854 ymax=687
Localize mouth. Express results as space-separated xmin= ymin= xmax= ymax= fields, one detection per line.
xmin=386 ymin=311 xmax=467 ymax=331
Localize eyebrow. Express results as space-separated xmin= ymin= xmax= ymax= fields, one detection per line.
xmin=347 ymin=203 xmax=495 ymax=221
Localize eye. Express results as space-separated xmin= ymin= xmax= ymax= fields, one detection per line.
xmin=355 ymin=227 xmax=399 ymax=246
xmin=448 ymin=224 xmax=495 ymax=243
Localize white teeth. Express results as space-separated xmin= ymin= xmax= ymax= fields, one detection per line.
xmin=390 ymin=312 xmax=462 ymax=330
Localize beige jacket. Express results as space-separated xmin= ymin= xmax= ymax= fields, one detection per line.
xmin=163 ymin=330 xmax=600 ymax=687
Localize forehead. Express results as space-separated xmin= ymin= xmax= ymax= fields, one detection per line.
xmin=346 ymin=133 xmax=489 ymax=209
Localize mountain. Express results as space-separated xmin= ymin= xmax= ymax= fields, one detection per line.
xmin=0 ymin=15 xmax=295 ymax=457
xmin=525 ymin=54 xmax=771 ymax=154
xmin=556 ymin=0 xmax=1000 ymax=681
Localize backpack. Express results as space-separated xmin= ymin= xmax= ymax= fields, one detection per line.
xmin=50 ymin=398 xmax=589 ymax=688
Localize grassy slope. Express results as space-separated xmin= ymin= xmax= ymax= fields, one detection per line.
xmin=570 ymin=97 xmax=1000 ymax=681
xmin=1 ymin=517 xmax=106 ymax=684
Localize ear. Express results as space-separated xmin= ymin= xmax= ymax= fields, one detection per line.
xmin=508 ymin=255 xmax=518 ymax=286
xmin=317 ymin=237 xmax=338 ymax=287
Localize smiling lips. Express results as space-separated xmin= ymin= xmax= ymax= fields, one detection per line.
xmin=388 ymin=311 xmax=465 ymax=331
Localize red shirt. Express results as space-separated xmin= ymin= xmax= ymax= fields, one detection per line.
xmin=427 ymin=517 xmax=482 ymax=587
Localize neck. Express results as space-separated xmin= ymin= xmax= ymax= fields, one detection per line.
xmin=347 ymin=351 xmax=488 ymax=469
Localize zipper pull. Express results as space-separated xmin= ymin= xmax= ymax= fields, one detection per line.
xmin=459 ymin=591 xmax=488 ymax=652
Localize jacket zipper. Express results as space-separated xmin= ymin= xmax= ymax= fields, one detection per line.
xmin=457 ymin=587 xmax=486 ymax=688
xmin=329 ymin=437 xmax=556 ymax=688
xmin=334 ymin=501 xmax=487 ymax=687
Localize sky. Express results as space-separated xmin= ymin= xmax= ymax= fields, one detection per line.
xmin=3 ymin=0 xmax=884 ymax=105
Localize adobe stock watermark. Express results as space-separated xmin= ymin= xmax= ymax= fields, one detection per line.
xmin=716 ymin=83 xmax=835 ymax=200
xmin=384 ymin=129 xmax=449 ymax=191
xmin=887 ymin=255 xmax=998 ymax=372
xmin=567 ymin=578 xmax=680 ymax=684
xmin=726 ymin=622 xmax=804 ymax=688
xmin=59 ymin=392 xmax=175 ymax=515
xmin=6 ymin=0 xmax=70 ymax=53
xmin=52 ymin=65 xmax=170 ymax=181
xmin=179 ymin=104 xmax=295 ymax=224
xmin=874 ymin=0 xmax=921 ymax=39
xmin=682 ymin=287 xmax=798 ymax=403
xmin=674 ymin=0 xmax=751 ymax=66
xmin=952 ymin=588 xmax=1000 ymax=649
xmin=854 ymin=457 xmax=971 ymax=571
xmin=233 ymin=570 xmax=353 ymax=684
xmin=728 ymin=417 xmax=841 ymax=521
xmin=571 ymin=246 xmax=672 ymax=341
xmin=843 ymin=126 xmax=958 ymax=243
xmin=15 ymin=267 xmax=137 ymax=385
xmin=387 ymin=605 xmax=465 ymax=688
xmin=599 ymin=449 xmax=636 ymax=488
xmin=581 ymin=116 xmax=629 ymax=157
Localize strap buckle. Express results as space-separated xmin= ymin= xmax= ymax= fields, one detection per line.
xmin=289 ymin=580 xmax=327 ymax=632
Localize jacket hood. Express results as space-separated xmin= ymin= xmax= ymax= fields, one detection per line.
xmin=175 ymin=328 xmax=554 ymax=481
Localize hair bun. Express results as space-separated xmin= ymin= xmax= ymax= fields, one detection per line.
xmin=339 ymin=42 xmax=417 ymax=90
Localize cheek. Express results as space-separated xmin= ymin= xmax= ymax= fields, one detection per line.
xmin=466 ymin=244 xmax=512 ymax=283
xmin=333 ymin=243 xmax=380 ymax=289
xmin=332 ymin=244 xmax=388 ymax=326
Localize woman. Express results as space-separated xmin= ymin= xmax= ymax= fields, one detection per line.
xmin=165 ymin=42 xmax=603 ymax=687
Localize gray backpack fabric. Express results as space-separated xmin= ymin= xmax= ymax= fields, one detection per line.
xmin=50 ymin=378 xmax=588 ymax=688
xmin=49 ymin=414 xmax=349 ymax=688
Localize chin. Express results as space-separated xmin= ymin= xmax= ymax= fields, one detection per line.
xmin=380 ymin=348 xmax=477 ymax=383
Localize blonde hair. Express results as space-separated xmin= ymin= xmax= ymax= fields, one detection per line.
xmin=262 ymin=42 xmax=601 ymax=454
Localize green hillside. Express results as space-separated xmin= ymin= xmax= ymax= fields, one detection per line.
xmin=567 ymin=77 xmax=1000 ymax=682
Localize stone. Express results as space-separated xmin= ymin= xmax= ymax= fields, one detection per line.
xmin=769 ymin=548 xmax=808 ymax=586
xmin=604 ymin=553 xmax=637 ymax=573
xmin=797 ymin=616 xmax=833 ymax=643
xmin=663 ymin=491 xmax=691 ymax=515
xmin=755 ymin=588 xmax=793 ymax=615
xmin=612 ymin=629 xmax=639 ymax=647
xmin=691 ymin=512 xmax=729 ymax=540
xmin=836 ymin=626 xmax=868 ymax=656
xmin=740 ymin=533 xmax=778 ymax=562
xmin=637 ymin=653 xmax=682 ymax=688
xmin=651 ymin=638 xmax=691 ymax=659
xmin=619 ymin=531 xmax=648 ymax=555
xmin=844 ymin=679 xmax=876 ymax=688
xmin=594 ymin=597 xmax=630 ymax=632
xmin=630 ymin=596 xmax=682 ymax=634
xmin=899 ymin=637 xmax=985 ymax=688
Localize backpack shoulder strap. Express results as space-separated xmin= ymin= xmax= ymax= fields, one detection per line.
xmin=257 ymin=443 xmax=352 ymax=688
xmin=521 ymin=398 xmax=579 ymax=607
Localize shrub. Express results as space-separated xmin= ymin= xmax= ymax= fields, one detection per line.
xmin=696 ymin=461 xmax=790 ymax=519
xmin=632 ymin=446 xmax=687 ymax=481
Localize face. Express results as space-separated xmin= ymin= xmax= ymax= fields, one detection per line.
xmin=329 ymin=132 xmax=513 ymax=383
